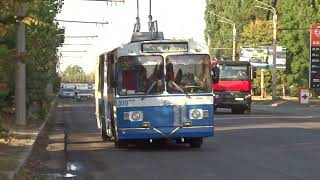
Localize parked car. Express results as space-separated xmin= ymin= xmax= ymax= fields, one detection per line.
xmin=59 ymin=88 xmax=76 ymax=98
xmin=76 ymin=89 xmax=94 ymax=101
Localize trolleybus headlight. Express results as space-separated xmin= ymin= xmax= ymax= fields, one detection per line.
xmin=190 ymin=109 xmax=203 ymax=119
xmin=124 ymin=112 xmax=130 ymax=120
xmin=130 ymin=111 xmax=143 ymax=121
xmin=203 ymin=110 xmax=209 ymax=118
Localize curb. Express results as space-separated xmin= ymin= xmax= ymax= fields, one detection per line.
xmin=11 ymin=97 xmax=57 ymax=180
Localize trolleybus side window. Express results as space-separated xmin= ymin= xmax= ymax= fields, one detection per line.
xmin=107 ymin=53 xmax=115 ymax=92
xmin=166 ymin=54 xmax=212 ymax=93
xmin=116 ymin=56 xmax=164 ymax=96
xmin=98 ymin=55 xmax=104 ymax=92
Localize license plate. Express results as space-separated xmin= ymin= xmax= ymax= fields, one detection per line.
xmin=235 ymin=98 xmax=244 ymax=101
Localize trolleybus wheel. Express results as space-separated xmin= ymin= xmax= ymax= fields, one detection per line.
xmin=189 ymin=138 xmax=203 ymax=148
xmin=214 ymin=106 xmax=217 ymax=113
xmin=101 ymin=118 xmax=107 ymax=142
xmin=99 ymin=103 xmax=107 ymax=142
xmin=115 ymin=140 xmax=128 ymax=149
xmin=110 ymin=108 xmax=117 ymax=140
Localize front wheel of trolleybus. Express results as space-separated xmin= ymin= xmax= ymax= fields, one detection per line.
xmin=188 ymin=138 xmax=203 ymax=148
xmin=114 ymin=139 xmax=129 ymax=149
xmin=99 ymin=103 xmax=108 ymax=142
xmin=100 ymin=119 xmax=107 ymax=142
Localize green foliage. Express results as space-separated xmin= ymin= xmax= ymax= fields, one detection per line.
xmin=24 ymin=0 xmax=64 ymax=120
xmin=241 ymin=19 xmax=273 ymax=46
xmin=278 ymin=0 xmax=320 ymax=89
xmin=0 ymin=125 xmax=10 ymax=140
xmin=0 ymin=0 xmax=64 ymax=125
xmin=61 ymin=65 xmax=88 ymax=83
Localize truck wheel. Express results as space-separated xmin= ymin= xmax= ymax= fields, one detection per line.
xmin=231 ymin=108 xmax=239 ymax=114
xmin=189 ymin=138 xmax=203 ymax=148
xmin=232 ymin=108 xmax=244 ymax=114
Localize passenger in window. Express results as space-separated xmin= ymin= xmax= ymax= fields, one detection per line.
xmin=136 ymin=65 xmax=148 ymax=93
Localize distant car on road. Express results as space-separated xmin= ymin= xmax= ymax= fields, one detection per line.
xmin=76 ymin=89 xmax=94 ymax=101
xmin=59 ymin=88 xmax=76 ymax=98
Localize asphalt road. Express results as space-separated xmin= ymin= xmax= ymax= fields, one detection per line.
xmin=36 ymin=98 xmax=320 ymax=180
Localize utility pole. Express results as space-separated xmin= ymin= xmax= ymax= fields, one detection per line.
xmin=255 ymin=0 xmax=277 ymax=101
xmin=232 ymin=24 xmax=236 ymax=61
xmin=272 ymin=13 xmax=277 ymax=101
xmin=15 ymin=1 xmax=26 ymax=126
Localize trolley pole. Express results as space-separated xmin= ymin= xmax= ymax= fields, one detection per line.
xmin=15 ymin=1 xmax=26 ymax=126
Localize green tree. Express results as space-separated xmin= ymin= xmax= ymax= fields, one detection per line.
xmin=1 ymin=0 xmax=64 ymax=123
xmin=61 ymin=65 xmax=88 ymax=83
xmin=240 ymin=19 xmax=273 ymax=47
xmin=206 ymin=0 xmax=320 ymax=96
xmin=86 ymin=72 xmax=95 ymax=83
xmin=279 ymin=0 xmax=320 ymax=90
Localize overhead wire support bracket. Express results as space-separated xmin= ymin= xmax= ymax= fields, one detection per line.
xmin=55 ymin=19 xmax=109 ymax=25
xmin=63 ymin=35 xmax=98 ymax=38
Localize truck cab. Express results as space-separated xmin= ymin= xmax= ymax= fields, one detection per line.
xmin=212 ymin=60 xmax=252 ymax=114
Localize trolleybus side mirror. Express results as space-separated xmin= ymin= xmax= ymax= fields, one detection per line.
xmin=111 ymin=81 xmax=116 ymax=88
xmin=212 ymin=67 xmax=220 ymax=83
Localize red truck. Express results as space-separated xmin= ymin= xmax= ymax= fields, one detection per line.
xmin=212 ymin=60 xmax=252 ymax=114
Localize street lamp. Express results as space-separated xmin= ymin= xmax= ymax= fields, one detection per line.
xmin=255 ymin=0 xmax=278 ymax=101
xmin=209 ymin=11 xmax=236 ymax=61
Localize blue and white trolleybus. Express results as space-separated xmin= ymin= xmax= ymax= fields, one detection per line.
xmin=95 ymin=32 xmax=219 ymax=148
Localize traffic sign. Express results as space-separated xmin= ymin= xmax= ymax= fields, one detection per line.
xmin=299 ymin=89 xmax=309 ymax=104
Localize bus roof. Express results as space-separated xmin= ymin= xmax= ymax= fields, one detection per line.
xmin=99 ymin=39 xmax=209 ymax=57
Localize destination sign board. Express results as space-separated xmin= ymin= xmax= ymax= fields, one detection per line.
xmin=142 ymin=43 xmax=188 ymax=53
xmin=310 ymin=24 xmax=320 ymax=88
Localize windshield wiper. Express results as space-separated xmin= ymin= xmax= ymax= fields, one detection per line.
xmin=169 ymin=81 xmax=190 ymax=98
xmin=141 ymin=80 xmax=157 ymax=100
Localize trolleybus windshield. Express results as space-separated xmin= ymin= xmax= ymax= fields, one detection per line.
xmin=166 ymin=54 xmax=212 ymax=94
xmin=117 ymin=56 xmax=164 ymax=96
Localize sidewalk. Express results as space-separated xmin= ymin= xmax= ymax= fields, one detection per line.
xmin=0 ymin=99 xmax=56 ymax=180
xmin=0 ymin=126 xmax=41 ymax=180
xmin=252 ymin=96 xmax=320 ymax=117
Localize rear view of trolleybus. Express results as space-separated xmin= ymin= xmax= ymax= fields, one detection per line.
xmin=95 ymin=32 xmax=220 ymax=148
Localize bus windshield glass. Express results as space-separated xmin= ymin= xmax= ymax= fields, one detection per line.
xmin=117 ymin=56 xmax=164 ymax=96
xmin=166 ymin=54 xmax=212 ymax=94
xmin=219 ymin=65 xmax=250 ymax=80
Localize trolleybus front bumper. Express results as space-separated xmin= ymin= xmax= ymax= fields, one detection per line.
xmin=117 ymin=125 xmax=214 ymax=140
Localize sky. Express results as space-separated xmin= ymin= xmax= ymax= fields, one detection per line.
xmin=56 ymin=0 xmax=207 ymax=73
